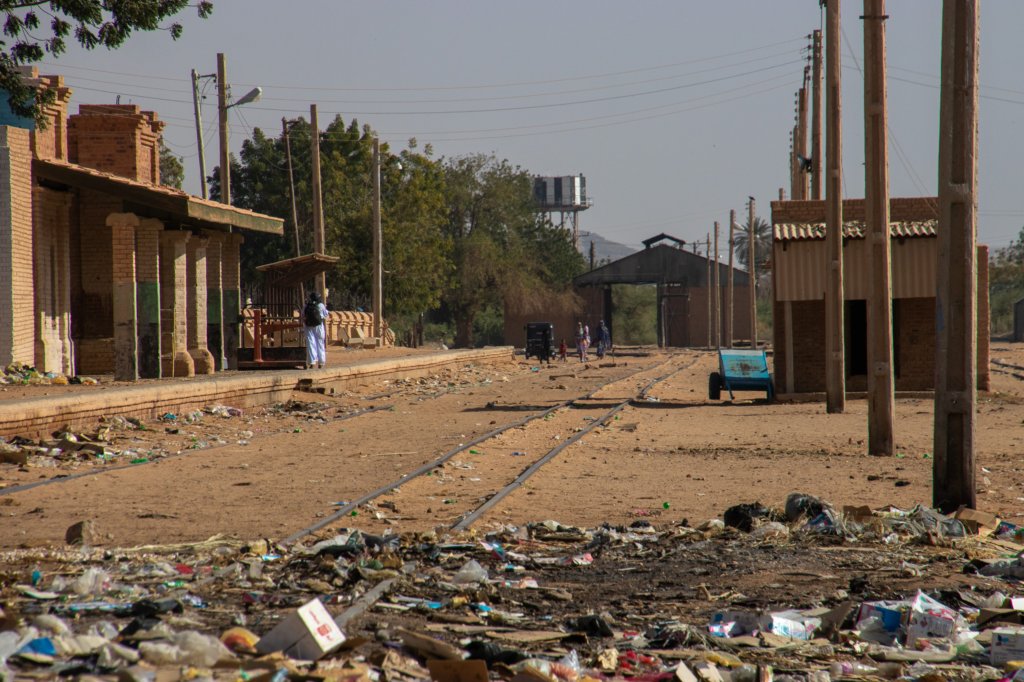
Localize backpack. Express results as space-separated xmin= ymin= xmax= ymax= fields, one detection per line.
xmin=303 ymin=300 xmax=323 ymax=326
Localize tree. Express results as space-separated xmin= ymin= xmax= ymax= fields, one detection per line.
xmin=732 ymin=215 xmax=772 ymax=275
xmin=159 ymin=141 xmax=183 ymax=189
xmin=0 ymin=1 xmax=212 ymax=124
xmin=989 ymin=227 xmax=1024 ymax=335
xmin=441 ymin=153 xmax=584 ymax=347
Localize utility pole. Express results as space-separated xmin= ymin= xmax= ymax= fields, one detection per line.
xmin=825 ymin=0 xmax=846 ymax=414
xmin=797 ymin=77 xmax=809 ymax=199
xmin=191 ymin=69 xmax=209 ymax=199
xmin=310 ymin=104 xmax=326 ymax=301
xmin=811 ymin=29 xmax=824 ymax=200
xmin=727 ymin=209 xmax=736 ymax=349
xmin=706 ymin=235 xmax=712 ymax=348
xmin=372 ymin=137 xmax=383 ymax=345
xmin=217 ymin=53 xmax=229 ymax=205
xmin=748 ymin=197 xmax=757 ymax=349
xmin=790 ymin=125 xmax=798 ymax=200
xmin=589 ymin=241 xmax=596 ymax=271
xmin=933 ymin=0 xmax=979 ymax=511
xmin=282 ymin=118 xmax=301 ymax=259
xmin=863 ymin=0 xmax=895 ymax=456
xmin=713 ymin=222 xmax=721 ymax=348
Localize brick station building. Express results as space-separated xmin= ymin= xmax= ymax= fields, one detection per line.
xmin=770 ymin=197 xmax=989 ymax=396
xmin=0 ymin=70 xmax=283 ymax=380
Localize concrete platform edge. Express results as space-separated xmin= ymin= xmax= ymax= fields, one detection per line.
xmin=0 ymin=347 xmax=514 ymax=438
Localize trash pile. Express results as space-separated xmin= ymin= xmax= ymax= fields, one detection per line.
xmin=2 ymin=492 xmax=1024 ymax=680
xmin=0 ymin=364 xmax=96 ymax=387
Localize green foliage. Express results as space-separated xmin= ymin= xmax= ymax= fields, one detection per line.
xmin=990 ymin=229 xmax=1024 ymax=335
xmin=733 ymin=215 xmax=772 ymax=274
xmin=0 ymin=1 xmax=212 ymax=124
xmin=612 ymin=284 xmax=657 ymax=345
xmin=441 ymin=153 xmax=584 ymax=347
xmin=158 ymin=140 xmax=183 ymax=190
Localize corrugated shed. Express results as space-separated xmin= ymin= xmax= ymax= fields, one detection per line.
xmin=774 ymin=220 xmax=937 ymax=241
xmin=774 ymin=231 xmax=938 ymax=301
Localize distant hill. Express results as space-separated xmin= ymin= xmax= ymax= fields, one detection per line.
xmin=578 ymin=231 xmax=637 ymax=266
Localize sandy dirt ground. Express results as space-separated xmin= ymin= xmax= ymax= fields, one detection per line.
xmin=3 ymin=343 xmax=1024 ymax=549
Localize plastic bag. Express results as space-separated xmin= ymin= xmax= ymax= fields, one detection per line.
xmin=452 ymin=559 xmax=488 ymax=584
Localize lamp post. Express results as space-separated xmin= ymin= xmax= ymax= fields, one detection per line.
xmin=215 ymin=53 xmax=261 ymax=206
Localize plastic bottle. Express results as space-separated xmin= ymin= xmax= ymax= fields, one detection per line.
xmin=829 ymin=662 xmax=877 ymax=678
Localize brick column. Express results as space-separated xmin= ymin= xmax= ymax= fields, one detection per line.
xmin=186 ymin=235 xmax=215 ymax=374
xmin=203 ymin=231 xmax=226 ymax=370
xmin=135 ymin=218 xmax=162 ymax=378
xmin=222 ymin=233 xmax=244 ymax=369
xmin=0 ymin=126 xmax=34 ymax=366
xmin=107 ymin=213 xmax=139 ymax=381
xmin=159 ymin=230 xmax=194 ymax=377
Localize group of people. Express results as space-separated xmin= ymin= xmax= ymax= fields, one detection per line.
xmin=558 ymin=320 xmax=611 ymax=363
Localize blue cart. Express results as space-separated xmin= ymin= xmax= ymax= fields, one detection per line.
xmin=709 ymin=349 xmax=774 ymax=401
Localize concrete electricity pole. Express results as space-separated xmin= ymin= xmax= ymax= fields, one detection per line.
xmin=748 ymin=197 xmax=758 ymax=349
xmin=217 ymin=53 xmax=229 ymax=205
xmin=933 ymin=0 xmax=980 ymax=511
xmin=191 ymin=69 xmax=209 ymax=199
xmin=282 ymin=118 xmax=301 ymax=259
xmin=310 ymin=104 xmax=326 ymax=301
xmin=372 ymin=138 xmax=383 ymax=345
xmin=727 ymin=209 xmax=736 ymax=349
xmin=811 ymin=29 xmax=824 ymax=201
xmin=713 ymin=221 xmax=721 ymax=348
xmin=825 ymin=0 xmax=846 ymax=414
xmin=797 ymin=80 xmax=809 ymax=199
xmin=863 ymin=0 xmax=895 ymax=456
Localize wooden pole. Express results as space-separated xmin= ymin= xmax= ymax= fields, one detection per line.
xmin=825 ymin=0 xmax=846 ymax=414
xmin=933 ymin=0 xmax=979 ymax=512
xmin=811 ymin=29 xmax=824 ymax=201
xmin=706 ymin=234 xmax=712 ymax=348
xmin=310 ymin=104 xmax=326 ymax=301
xmin=798 ymin=83 xmax=809 ymax=199
xmin=863 ymin=0 xmax=895 ymax=456
xmin=748 ymin=198 xmax=757 ymax=349
xmin=713 ymin=222 xmax=721 ymax=348
xmin=372 ymin=138 xmax=383 ymax=344
xmin=728 ymin=210 xmax=735 ymax=349
xmin=216 ymin=53 xmax=229 ymax=205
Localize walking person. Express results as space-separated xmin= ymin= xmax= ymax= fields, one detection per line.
xmin=303 ymin=291 xmax=328 ymax=369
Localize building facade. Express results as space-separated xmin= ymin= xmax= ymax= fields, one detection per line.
xmin=771 ymin=197 xmax=989 ymax=395
xmin=0 ymin=70 xmax=283 ymax=380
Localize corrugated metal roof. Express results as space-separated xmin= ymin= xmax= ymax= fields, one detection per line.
xmin=774 ymin=219 xmax=937 ymax=241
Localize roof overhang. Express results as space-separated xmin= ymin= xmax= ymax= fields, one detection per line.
xmin=33 ymin=158 xmax=284 ymax=235
xmin=256 ymin=252 xmax=340 ymax=288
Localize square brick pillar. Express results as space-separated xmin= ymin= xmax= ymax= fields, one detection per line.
xmin=32 ymin=187 xmax=74 ymax=375
xmin=106 ymin=213 xmax=139 ymax=381
xmin=186 ymin=235 xmax=215 ymax=374
xmin=135 ymin=218 xmax=162 ymax=378
xmin=159 ymin=230 xmax=194 ymax=377
xmin=222 ymin=233 xmax=244 ymax=369
xmin=0 ymin=126 xmax=34 ymax=366
xmin=203 ymin=231 xmax=226 ymax=370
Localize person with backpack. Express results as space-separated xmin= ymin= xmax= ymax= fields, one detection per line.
xmin=303 ymin=291 xmax=328 ymax=369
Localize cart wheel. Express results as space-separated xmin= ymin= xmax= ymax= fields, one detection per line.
xmin=709 ymin=372 xmax=722 ymax=400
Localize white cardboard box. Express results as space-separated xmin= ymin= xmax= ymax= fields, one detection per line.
xmin=256 ymin=598 xmax=346 ymax=660
xmin=991 ymin=627 xmax=1024 ymax=666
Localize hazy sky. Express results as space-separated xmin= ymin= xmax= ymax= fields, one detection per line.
xmin=43 ymin=2 xmax=1024 ymax=253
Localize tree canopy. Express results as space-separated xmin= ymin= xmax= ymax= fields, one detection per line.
xmin=0 ymin=1 xmax=213 ymax=123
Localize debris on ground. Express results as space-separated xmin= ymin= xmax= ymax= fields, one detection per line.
xmin=1 ymin=493 xmax=1023 ymax=680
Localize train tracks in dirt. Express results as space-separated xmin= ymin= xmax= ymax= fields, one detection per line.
xmin=281 ymin=351 xmax=702 ymax=545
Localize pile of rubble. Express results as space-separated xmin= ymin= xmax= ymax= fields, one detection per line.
xmin=2 ymin=494 xmax=1024 ymax=680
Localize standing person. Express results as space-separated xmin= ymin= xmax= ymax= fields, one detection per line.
xmin=575 ymin=322 xmax=584 ymax=361
xmin=303 ymin=291 xmax=328 ymax=369
xmin=597 ymin=320 xmax=611 ymax=358
xmin=558 ymin=338 xmax=567 ymax=363
xmin=581 ymin=323 xmax=590 ymax=363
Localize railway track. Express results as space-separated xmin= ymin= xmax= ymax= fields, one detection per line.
xmin=281 ymin=351 xmax=702 ymax=544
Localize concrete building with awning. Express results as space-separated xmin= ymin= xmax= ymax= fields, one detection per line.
xmin=0 ymin=70 xmax=284 ymax=380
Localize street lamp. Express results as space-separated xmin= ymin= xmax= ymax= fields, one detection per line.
xmin=216 ymin=53 xmax=261 ymax=206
